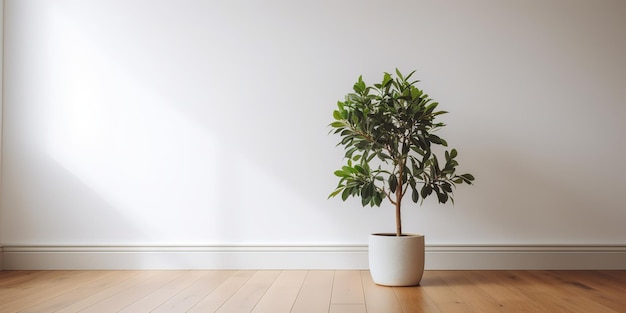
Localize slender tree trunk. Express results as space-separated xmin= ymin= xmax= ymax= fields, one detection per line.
xmin=395 ymin=174 xmax=402 ymax=236
xmin=395 ymin=142 xmax=408 ymax=237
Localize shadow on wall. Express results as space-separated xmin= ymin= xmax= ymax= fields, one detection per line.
xmin=41 ymin=48 xmax=337 ymax=246
xmin=2 ymin=2 xmax=356 ymax=247
xmin=452 ymin=145 xmax=626 ymax=244
xmin=1 ymin=146 xmax=147 ymax=244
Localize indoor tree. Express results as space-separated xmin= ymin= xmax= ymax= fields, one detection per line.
xmin=329 ymin=69 xmax=474 ymax=236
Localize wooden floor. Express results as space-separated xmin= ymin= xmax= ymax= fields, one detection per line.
xmin=0 ymin=270 xmax=625 ymax=313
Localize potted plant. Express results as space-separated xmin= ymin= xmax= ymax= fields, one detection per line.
xmin=329 ymin=69 xmax=474 ymax=286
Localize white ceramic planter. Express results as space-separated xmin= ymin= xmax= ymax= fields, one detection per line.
xmin=368 ymin=233 xmax=425 ymax=286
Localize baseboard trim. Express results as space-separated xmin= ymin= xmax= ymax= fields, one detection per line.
xmin=2 ymin=244 xmax=625 ymax=270
xmin=425 ymin=244 xmax=626 ymax=270
xmin=1 ymin=245 xmax=368 ymax=270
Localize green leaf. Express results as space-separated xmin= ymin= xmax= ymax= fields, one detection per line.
xmin=354 ymin=165 xmax=367 ymax=175
xmin=374 ymin=192 xmax=383 ymax=206
xmin=341 ymin=187 xmax=351 ymax=201
xmin=410 ymin=86 xmax=422 ymax=101
xmin=344 ymin=147 xmax=357 ymax=159
xmin=377 ymin=152 xmax=391 ymax=161
xmin=432 ymin=155 xmax=441 ymax=174
xmin=442 ymin=182 xmax=453 ymax=193
xmin=342 ymin=165 xmax=356 ymax=174
xmin=361 ymin=184 xmax=371 ymax=199
xmin=437 ymin=190 xmax=448 ymax=203
xmin=429 ymin=134 xmax=443 ymax=145
xmin=334 ymin=170 xmax=348 ymax=177
xmin=361 ymin=195 xmax=370 ymax=206
xmin=461 ymin=173 xmax=475 ymax=184
xmin=411 ymin=188 xmax=419 ymax=202
xmin=395 ymin=68 xmax=404 ymax=80
xmin=382 ymin=72 xmax=393 ymax=88
xmin=404 ymin=70 xmax=417 ymax=81
xmin=354 ymin=76 xmax=366 ymax=93
xmin=340 ymin=129 xmax=352 ymax=136
xmin=389 ymin=175 xmax=398 ymax=192
xmin=328 ymin=187 xmax=343 ymax=199
xmin=332 ymin=110 xmax=342 ymax=120
xmin=424 ymin=101 xmax=439 ymax=114
xmin=421 ymin=185 xmax=432 ymax=198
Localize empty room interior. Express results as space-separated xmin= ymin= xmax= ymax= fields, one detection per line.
xmin=1 ymin=0 xmax=625 ymax=312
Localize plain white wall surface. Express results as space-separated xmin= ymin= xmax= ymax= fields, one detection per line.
xmin=0 ymin=0 xmax=3 ymax=258
xmin=2 ymin=0 xmax=625 ymax=247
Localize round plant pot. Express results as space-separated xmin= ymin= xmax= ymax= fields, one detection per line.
xmin=368 ymin=233 xmax=425 ymax=286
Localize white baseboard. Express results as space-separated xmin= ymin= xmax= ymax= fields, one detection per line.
xmin=1 ymin=245 xmax=367 ymax=270
xmin=2 ymin=244 xmax=625 ymax=270
xmin=425 ymin=245 xmax=626 ymax=270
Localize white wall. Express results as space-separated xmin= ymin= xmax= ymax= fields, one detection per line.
xmin=0 ymin=0 xmax=4 ymax=270
xmin=2 ymin=0 xmax=625 ymax=268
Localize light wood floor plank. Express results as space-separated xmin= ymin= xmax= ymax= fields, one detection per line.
xmin=118 ymin=270 xmax=211 ymax=313
xmin=392 ymin=272 xmax=441 ymax=313
xmin=0 ymin=272 xmax=53 ymax=305
xmin=360 ymin=270 xmax=404 ymax=313
xmin=330 ymin=270 xmax=364 ymax=305
xmin=78 ymin=271 xmax=181 ymax=313
xmin=0 ymin=271 xmax=41 ymax=288
xmin=330 ymin=270 xmax=365 ymax=313
xmin=462 ymin=270 xmax=545 ymax=313
xmin=1 ymin=271 xmax=107 ymax=313
xmin=290 ymin=270 xmax=334 ymax=313
xmin=150 ymin=271 xmax=234 ymax=313
xmin=252 ymin=270 xmax=308 ymax=313
xmin=328 ymin=304 xmax=366 ymax=313
xmin=187 ymin=271 xmax=256 ymax=312
xmin=54 ymin=271 xmax=162 ymax=313
xmin=435 ymin=270 xmax=506 ymax=313
xmin=17 ymin=271 xmax=127 ymax=313
xmin=420 ymin=271 xmax=476 ymax=313
xmin=503 ymin=270 xmax=599 ymax=313
xmin=548 ymin=271 xmax=626 ymax=312
xmin=0 ymin=271 xmax=79 ymax=304
xmin=524 ymin=270 xmax=620 ymax=313
xmin=554 ymin=270 xmax=626 ymax=312
xmin=500 ymin=270 xmax=578 ymax=313
xmin=579 ymin=270 xmax=626 ymax=292
xmin=214 ymin=270 xmax=281 ymax=313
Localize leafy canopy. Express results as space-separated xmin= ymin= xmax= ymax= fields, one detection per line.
xmin=329 ymin=69 xmax=474 ymax=209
